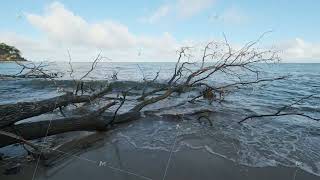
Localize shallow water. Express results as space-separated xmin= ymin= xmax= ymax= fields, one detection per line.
xmin=0 ymin=62 xmax=320 ymax=178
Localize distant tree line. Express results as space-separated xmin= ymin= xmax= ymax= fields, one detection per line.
xmin=0 ymin=43 xmax=26 ymax=61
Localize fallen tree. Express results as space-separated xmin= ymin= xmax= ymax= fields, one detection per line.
xmin=0 ymin=109 xmax=141 ymax=148
xmin=0 ymin=33 xmax=318 ymax=151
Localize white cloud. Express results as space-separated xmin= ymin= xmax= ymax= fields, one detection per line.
xmin=219 ymin=7 xmax=248 ymax=25
xmin=1 ymin=2 xmax=183 ymax=62
xmin=139 ymin=5 xmax=170 ymax=24
xmin=0 ymin=32 xmax=64 ymax=61
xmin=209 ymin=6 xmax=248 ymax=25
xmin=177 ymin=0 xmax=215 ymax=18
xmin=2 ymin=2 xmax=320 ymax=62
xmin=140 ymin=0 xmax=215 ymax=23
xmin=280 ymin=38 xmax=320 ymax=61
xmin=141 ymin=1 xmax=247 ymax=26
xmin=27 ymin=2 xmax=137 ymax=49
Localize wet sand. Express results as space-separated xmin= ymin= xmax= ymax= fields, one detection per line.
xmin=1 ymin=115 xmax=319 ymax=180
xmin=1 ymin=146 xmax=318 ymax=180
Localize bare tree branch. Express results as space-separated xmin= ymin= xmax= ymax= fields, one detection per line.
xmin=238 ymin=95 xmax=319 ymax=123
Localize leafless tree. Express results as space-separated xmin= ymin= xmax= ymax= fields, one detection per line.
xmin=0 ymin=33 xmax=317 ymax=156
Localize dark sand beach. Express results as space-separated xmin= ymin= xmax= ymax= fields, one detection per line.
xmin=1 ymin=115 xmax=319 ymax=180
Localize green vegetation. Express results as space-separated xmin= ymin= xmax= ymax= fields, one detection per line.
xmin=0 ymin=43 xmax=26 ymax=61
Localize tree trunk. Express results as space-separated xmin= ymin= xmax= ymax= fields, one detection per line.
xmin=0 ymin=111 xmax=141 ymax=148
xmin=0 ymin=86 xmax=112 ymax=128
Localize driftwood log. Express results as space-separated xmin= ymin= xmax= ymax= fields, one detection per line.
xmin=0 ymin=108 xmax=141 ymax=148
xmin=0 ymin=86 xmax=112 ymax=128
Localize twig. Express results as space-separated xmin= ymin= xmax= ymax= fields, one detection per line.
xmin=110 ymin=92 xmax=127 ymax=125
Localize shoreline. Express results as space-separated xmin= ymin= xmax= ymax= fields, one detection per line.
xmin=0 ymin=115 xmax=319 ymax=180
xmin=1 ymin=149 xmax=319 ymax=180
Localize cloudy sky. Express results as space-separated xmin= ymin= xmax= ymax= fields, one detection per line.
xmin=0 ymin=0 xmax=319 ymax=62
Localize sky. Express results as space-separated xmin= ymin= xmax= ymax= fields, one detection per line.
xmin=0 ymin=0 xmax=320 ymax=62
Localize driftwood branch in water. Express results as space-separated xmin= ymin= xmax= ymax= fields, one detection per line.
xmin=0 ymin=102 xmax=143 ymax=148
xmin=134 ymin=32 xmax=285 ymax=108
xmin=75 ymin=53 xmax=102 ymax=95
xmin=0 ymin=85 xmax=112 ymax=128
xmin=238 ymin=95 xmax=320 ymax=123
xmin=131 ymin=87 xmax=177 ymax=112
xmin=0 ymin=112 xmax=140 ymax=148
xmin=0 ymin=61 xmax=61 ymax=79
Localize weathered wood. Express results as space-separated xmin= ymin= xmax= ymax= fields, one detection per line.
xmin=0 ymin=86 xmax=112 ymax=128
xmin=131 ymin=88 xmax=175 ymax=112
xmin=0 ymin=130 xmax=39 ymax=150
xmin=0 ymin=111 xmax=141 ymax=148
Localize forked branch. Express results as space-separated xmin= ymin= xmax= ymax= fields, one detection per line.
xmin=238 ymin=95 xmax=320 ymax=123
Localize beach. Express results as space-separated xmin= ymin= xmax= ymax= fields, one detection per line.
xmin=0 ymin=62 xmax=320 ymax=179
xmin=1 ymin=115 xmax=319 ymax=180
